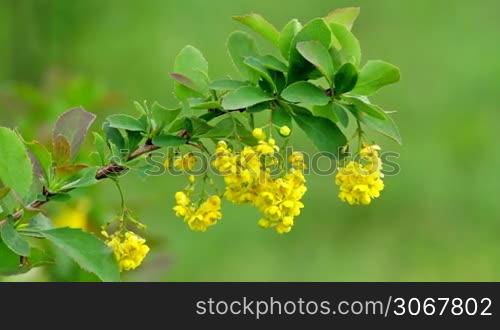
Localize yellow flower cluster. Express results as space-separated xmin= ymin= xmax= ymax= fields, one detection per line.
xmin=212 ymin=129 xmax=307 ymax=234
xmin=106 ymin=231 xmax=150 ymax=272
xmin=173 ymin=191 xmax=222 ymax=232
xmin=174 ymin=153 xmax=197 ymax=171
xmin=335 ymin=144 xmax=384 ymax=206
xmin=254 ymin=168 xmax=307 ymax=234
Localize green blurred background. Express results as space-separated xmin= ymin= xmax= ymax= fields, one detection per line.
xmin=1 ymin=0 xmax=499 ymax=281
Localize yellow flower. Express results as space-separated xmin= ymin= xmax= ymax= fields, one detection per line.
xmin=254 ymin=168 xmax=307 ymax=234
xmin=258 ymin=218 xmax=271 ymax=229
xmin=106 ymin=231 xmax=150 ymax=272
xmin=335 ymin=144 xmax=384 ymax=206
xmin=279 ymin=125 xmax=291 ymax=137
xmin=173 ymin=192 xmax=223 ymax=232
xmin=212 ymin=136 xmax=308 ymax=234
xmin=252 ymin=128 xmax=266 ymax=141
xmin=174 ymin=153 xmax=197 ymax=171
xmin=288 ymin=151 xmax=306 ymax=170
xmin=256 ymin=138 xmax=279 ymax=155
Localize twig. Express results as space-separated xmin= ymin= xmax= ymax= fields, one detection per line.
xmin=8 ymin=143 xmax=162 ymax=222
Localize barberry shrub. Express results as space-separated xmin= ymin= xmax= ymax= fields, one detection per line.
xmin=0 ymin=8 xmax=400 ymax=281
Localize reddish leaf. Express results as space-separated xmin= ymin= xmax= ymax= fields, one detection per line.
xmin=53 ymin=107 xmax=96 ymax=159
xmin=170 ymin=73 xmax=197 ymax=91
xmin=52 ymin=134 xmax=71 ymax=166
xmin=55 ymin=164 xmax=89 ymax=178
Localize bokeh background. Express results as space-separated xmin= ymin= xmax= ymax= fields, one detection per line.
xmin=1 ymin=0 xmax=499 ymax=281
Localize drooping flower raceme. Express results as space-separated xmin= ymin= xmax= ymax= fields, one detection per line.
xmin=212 ymin=129 xmax=307 ymax=234
xmin=335 ymin=144 xmax=384 ymax=206
xmin=106 ymin=231 xmax=150 ymax=272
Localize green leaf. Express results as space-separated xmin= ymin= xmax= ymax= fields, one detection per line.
xmin=344 ymin=96 xmax=386 ymax=120
xmin=26 ymin=141 xmax=52 ymax=182
xmin=334 ymin=102 xmax=350 ymax=127
xmin=329 ymin=22 xmax=361 ymax=67
xmin=170 ymin=73 xmax=197 ymax=91
xmin=247 ymin=101 xmax=272 ymax=113
xmin=233 ymin=13 xmax=280 ymax=46
xmin=0 ymin=187 xmax=10 ymax=200
xmin=296 ymin=40 xmax=335 ymax=84
xmin=199 ymin=118 xmax=234 ymax=138
xmin=53 ymin=107 xmax=96 ymax=159
xmin=168 ymin=117 xmax=189 ymax=134
xmin=0 ymin=127 xmax=33 ymax=199
xmin=292 ymin=106 xmax=347 ymax=157
xmin=361 ymin=112 xmax=402 ymax=145
xmin=227 ymin=31 xmax=260 ymax=82
xmin=244 ymin=57 xmax=277 ymax=91
xmin=0 ymin=220 xmax=30 ymax=257
xmin=222 ymin=86 xmax=273 ymax=110
xmin=0 ymin=244 xmax=51 ymax=275
xmin=102 ymin=122 xmax=125 ymax=150
xmin=352 ymin=60 xmax=401 ymax=96
xmin=107 ymin=114 xmax=147 ymax=132
xmin=125 ymin=130 xmax=143 ymax=154
xmin=288 ymin=18 xmax=332 ymax=84
xmin=279 ymin=19 xmax=302 ymax=59
xmin=22 ymin=214 xmax=54 ymax=233
xmin=281 ymin=81 xmax=330 ymax=106
xmin=152 ymin=134 xmax=186 ymax=148
xmin=209 ymin=80 xmax=249 ymax=91
xmin=173 ymin=45 xmax=209 ymax=101
xmin=188 ymin=98 xmax=222 ymax=110
xmin=315 ymin=100 xmax=351 ymax=128
xmin=199 ymin=111 xmax=225 ymax=123
xmin=334 ymin=62 xmax=358 ymax=94
xmin=133 ymin=101 xmax=148 ymax=116
xmin=255 ymin=55 xmax=288 ymax=72
xmin=23 ymin=248 xmax=53 ymax=269
xmin=41 ymin=228 xmax=120 ymax=282
xmin=312 ymin=102 xmax=339 ymax=123
xmin=60 ymin=167 xmax=98 ymax=190
xmin=49 ymin=193 xmax=72 ymax=202
xmin=325 ymin=7 xmax=360 ymax=30
xmin=93 ymin=132 xmax=107 ymax=166
xmin=233 ymin=119 xmax=258 ymax=145
xmin=272 ymin=103 xmax=293 ymax=128
xmin=190 ymin=117 xmax=214 ymax=136
xmin=0 ymin=239 xmax=21 ymax=275
xmin=151 ymin=102 xmax=181 ymax=132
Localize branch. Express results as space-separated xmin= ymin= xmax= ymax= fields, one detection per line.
xmin=96 ymin=144 xmax=160 ymax=180
xmin=9 ymin=143 xmax=162 ymax=221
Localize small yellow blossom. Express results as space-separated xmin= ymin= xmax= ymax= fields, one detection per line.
xmin=174 ymin=153 xmax=197 ymax=171
xmin=106 ymin=231 xmax=150 ymax=272
xmin=173 ymin=192 xmax=223 ymax=232
xmin=288 ymin=151 xmax=306 ymax=170
xmin=335 ymin=144 xmax=384 ymax=206
xmin=252 ymin=128 xmax=266 ymax=141
xmin=256 ymin=138 xmax=279 ymax=155
xmin=279 ymin=125 xmax=291 ymax=137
